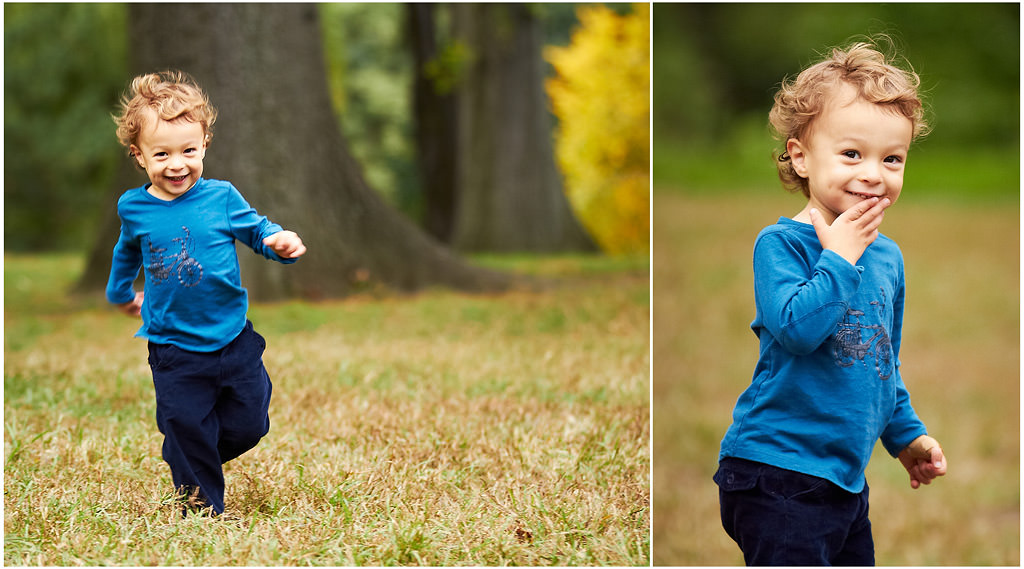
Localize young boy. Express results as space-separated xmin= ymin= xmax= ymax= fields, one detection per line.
xmin=714 ymin=41 xmax=947 ymax=565
xmin=106 ymin=71 xmax=306 ymax=516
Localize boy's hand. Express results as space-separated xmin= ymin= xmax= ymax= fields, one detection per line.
xmin=118 ymin=291 xmax=144 ymax=318
xmin=809 ymin=197 xmax=891 ymax=265
xmin=263 ymin=230 xmax=306 ymax=259
xmin=898 ymin=434 xmax=947 ymax=489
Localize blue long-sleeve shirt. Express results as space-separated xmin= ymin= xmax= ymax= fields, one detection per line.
xmin=106 ymin=178 xmax=296 ymax=351
xmin=718 ymin=217 xmax=927 ymax=493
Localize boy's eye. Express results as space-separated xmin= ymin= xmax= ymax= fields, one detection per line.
xmin=884 ymin=155 xmax=904 ymax=164
xmin=842 ymin=150 xmax=860 ymax=159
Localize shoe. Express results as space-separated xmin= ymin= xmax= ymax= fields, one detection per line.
xmin=177 ymin=485 xmax=218 ymax=518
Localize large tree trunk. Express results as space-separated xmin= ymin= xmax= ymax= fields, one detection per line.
xmin=76 ymin=3 xmax=512 ymax=301
xmin=407 ymin=4 xmax=458 ymax=244
xmin=449 ymin=4 xmax=595 ymax=253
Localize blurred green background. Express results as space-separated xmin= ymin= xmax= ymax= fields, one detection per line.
xmin=653 ymin=2 xmax=1019 ymax=199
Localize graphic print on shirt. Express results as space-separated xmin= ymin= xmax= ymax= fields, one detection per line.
xmin=145 ymin=226 xmax=204 ymax=288
xmin=832 ymin=288 xmax=892 ymax=380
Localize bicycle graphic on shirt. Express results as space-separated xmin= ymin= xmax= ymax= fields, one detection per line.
xmin=145 ymin=226 xmax=204 ymax=288
xmin=832 ymin=288 xmax=893 ymax=380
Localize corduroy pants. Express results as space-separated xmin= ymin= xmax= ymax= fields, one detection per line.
xmin=147 ymin=320 xmax=272 ymax=515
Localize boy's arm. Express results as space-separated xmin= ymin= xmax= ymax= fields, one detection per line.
xmin=754 ymin=232 xmax=862 ymax=354
xmin=106 ymin=220 xmax=144 ymax=315
xmin=879 ymin=275 xmax=925 ymax=453
xmin=757 ymin=197 xmax=889 ymax=354
xmin=225 ymin=186 xmax=305 ymax=263
xmin=879 ymin=272 xmax=946 ymax=488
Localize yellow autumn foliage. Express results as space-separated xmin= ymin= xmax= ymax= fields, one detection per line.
xmin=545 ymin=3 xmax=650 ymax=255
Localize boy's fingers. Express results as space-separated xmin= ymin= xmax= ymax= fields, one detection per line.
xmin=843 ymin=197 xmax=891 ymax=224
xmin=868 ymin=197 xmax=892 ymax=219
xmin=929 ymin=446 xmax=946 ymax=472
xmin=841 ymin=197 xmax=879 ymax=221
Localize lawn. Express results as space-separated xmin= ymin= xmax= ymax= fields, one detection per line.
xmin=4 ymin=253 xmax=650 ymax=566
xmin=652 ymin=188 xmax=1019 ymax=565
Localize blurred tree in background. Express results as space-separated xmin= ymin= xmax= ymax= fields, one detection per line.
xmin=4 ymin=4 xmax=126 ymax=251
xmin=320 ymin=3 xmax=418 ymax=215
xmin=547 ymin=3 xmax=649 ymax=254
xmin=74 ymin=3 xmax=513 ymax=301
xmin=653 ymin=3 xmax=1019 ymax=198
xmin=5 ymin=3 xmax=645 ymax=255
xmin=408 ymin=3 xmax=459 ymax=242
xmin=448 ymin=3 xmax=595 ymax=253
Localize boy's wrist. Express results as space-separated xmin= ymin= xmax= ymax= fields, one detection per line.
xmin=824 ymin=247 xmax=859 ymax=267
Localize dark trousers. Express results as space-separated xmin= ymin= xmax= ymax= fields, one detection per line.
xmin=148 ymin=321 xmax=272 ymax=514
xmin=714 ymin=458 xmax=874 ymax=566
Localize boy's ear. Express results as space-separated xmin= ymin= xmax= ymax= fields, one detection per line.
xmin=129 ymin=145 xmax=145 ymax=168
xmin=787 ymin=138 xmax=809 ymax=179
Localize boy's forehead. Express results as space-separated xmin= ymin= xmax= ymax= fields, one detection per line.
xmin=807 ymin=82 xmax=912 ymax=138
xmin=136 ymin=109 xmax=205 ymax=145
xmin=823 ymin=82 xmax=908 ymax=119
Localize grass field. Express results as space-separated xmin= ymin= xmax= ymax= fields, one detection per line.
xmin=652 ymin=188 xmax=1019 ymax=565
xmin=4 ymin=253 xmax=650 ymax=566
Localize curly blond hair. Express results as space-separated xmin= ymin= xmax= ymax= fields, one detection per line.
xmin=769 ymin=39 xmax=929 ymax=196
xmin=113 ymin=70 xmax=218 ymax=153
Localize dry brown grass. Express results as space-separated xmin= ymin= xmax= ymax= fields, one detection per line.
xmin=652 ymin=189 xmax=1019 ymax=565
xmin=5 ymin=255 xmax=650 ymax=565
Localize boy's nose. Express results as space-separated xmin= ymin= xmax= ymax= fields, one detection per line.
xmin=858 ymin=162 xmax=882 ymax=184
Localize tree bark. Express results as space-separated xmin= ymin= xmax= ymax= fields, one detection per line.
xmin=449 ymin=4 xmax=595 ymax=253
xmin=407 ymin=4 xmax=458 ymax=244
xmin=76 ymin=3 xmax=512 ymax=301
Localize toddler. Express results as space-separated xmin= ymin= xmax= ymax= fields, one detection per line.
xmin=106 ymin=70 xmax=306 ymax=516
xmin=714 ymin=41 xmax=947 ymax=565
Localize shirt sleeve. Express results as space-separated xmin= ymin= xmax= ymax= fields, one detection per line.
xmin=753 ymin=231 xmax=863 ymax=355
xmin=225 ymin=185 xmax=297 ymax=264
xmin=879 ymin=260 xmax=928 ymax=456
xmin=105 ymin=216 xmax=143 ymax=305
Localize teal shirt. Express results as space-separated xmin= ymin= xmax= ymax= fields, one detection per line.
xmin=719 ymin=217 xmax=927 ymax=492
xmin=106 ymin=178 xmax=296 ymax=351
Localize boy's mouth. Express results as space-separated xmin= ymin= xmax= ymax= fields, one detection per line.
xmin=846 ymin=190 xmax=880 ymax=200
xmin=166 ymin=175 xmax=189 ymax=184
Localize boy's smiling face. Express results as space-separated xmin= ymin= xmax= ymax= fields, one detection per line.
xmin=787 ymin=83 xmax=913 ymax=224
xmin=131 ymin=110 xmax=207 ymax=201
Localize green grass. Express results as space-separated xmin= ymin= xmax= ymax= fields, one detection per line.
xmin=4 ymin=253 xmax=650 ymax=566
xmin=652 ymin=189 xmax=1019 ymax=565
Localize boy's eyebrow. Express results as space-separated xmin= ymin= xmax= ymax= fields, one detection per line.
xmin=835 ymin=135 xmax=910 ymax=151
xmin=140 ymin=138 xmax=205 ymax=152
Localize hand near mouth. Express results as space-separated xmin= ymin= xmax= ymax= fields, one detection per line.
xmin=808 ymin=196 xmax=891 ymax=265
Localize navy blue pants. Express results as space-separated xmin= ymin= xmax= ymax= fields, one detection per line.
xmin=714 ymin=458 xmax=874 ymax=566
xmin=148 ymin=321 xmax=272 ymax=515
